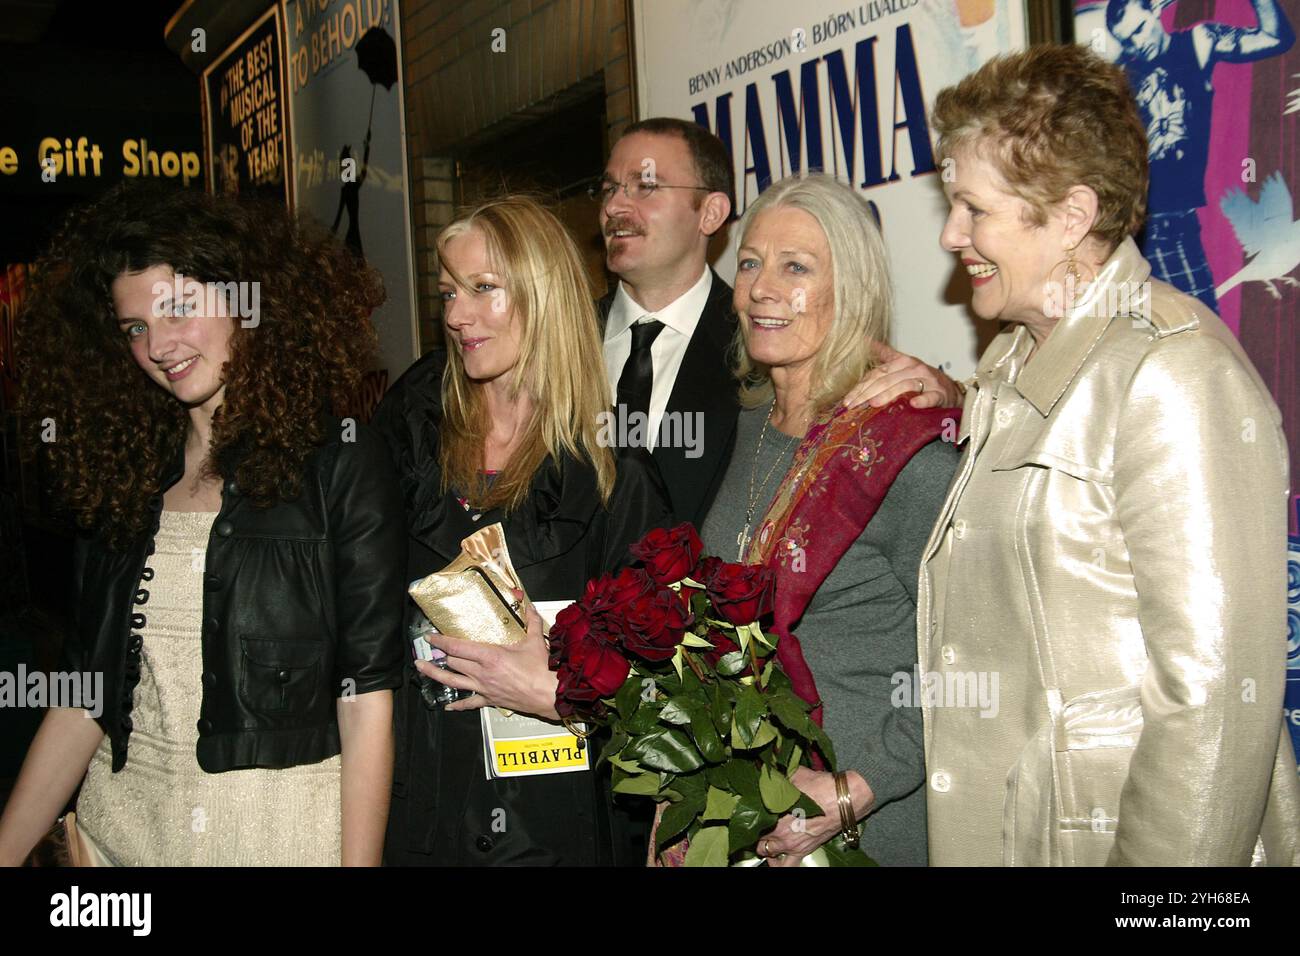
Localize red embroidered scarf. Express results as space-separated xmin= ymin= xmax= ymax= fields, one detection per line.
xmin=744 ymin=397 xmax=955 ymax=730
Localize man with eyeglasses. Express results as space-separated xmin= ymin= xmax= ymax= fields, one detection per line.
xmin=594 ymin=117 xmax=960 ymax=529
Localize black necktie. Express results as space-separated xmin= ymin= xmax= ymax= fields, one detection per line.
xmin=615 ymin=319 xmax=664 ymax=437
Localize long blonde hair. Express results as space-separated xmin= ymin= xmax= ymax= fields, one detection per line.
xmin=438 ymin=196 xmax=615 ymax=511
xmin=733 ymin=174 xmax=892 ymax=412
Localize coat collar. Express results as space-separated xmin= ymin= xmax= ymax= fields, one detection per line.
xmin=409 ymin=451 xmax=604 ymax=572
xmin=984 ymin=237 xmax=1153 ymax=417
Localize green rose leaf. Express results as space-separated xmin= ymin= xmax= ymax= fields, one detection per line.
xmin=599 ymin=729 xmax=629 ymax=769
xmin=615 ymin=676 xmax=642 ymax=719
xmin=747 ymin=717 xmax=778 ymax=750
xmin=723 ymin=758 xmax=761 ymax=799
xmin=684 ymin=824 xmax=730 ymax=867
xmin=821 ymin=838 xmax=878 ymax=867
xmin=690 ymin=709 xmax=726 ymax=764
xmin=611 ymin=772 xmax=662 ymax=797
xmin=727 ymin=793 xmax=778 ymax=854
xmin=785 ymin=742 xmax=803 ymax=776
xmin=768 ymin=689 xmax=813 ymax=736
xmin=658 ymin=698 xmax=696 ymax=726
xmin=758 ymin=764 xmax=802 ymax=814
xmin=670 ymin=768 xmax=709 ymax=805
xmin=710 ymin=682 xmax=731 ymax=735
xmin=607 ymin=755 xmax=643 ymax=775
xmin=624 ymin=702 xmax=663 ymax=736
xmin=716 ymin=650 xmax=748 ymax=677
xmin=703 ymin=786 xmax=741 ymax=822
xmin=656 ymin=798 xmax=697 ymax=851
xmin=625 ymin=727 xmax=705 ymax=773
xmin=807 ymin=720 xmax=838 ymax=771
xmin=731 ymin=684 xmax=766 ymax=748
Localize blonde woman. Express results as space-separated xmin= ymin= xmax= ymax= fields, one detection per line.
xmin=373 ymin=196 xmax=673 ymax=866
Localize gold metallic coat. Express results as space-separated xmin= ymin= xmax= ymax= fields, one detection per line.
xmin=918 ymin=238 xmax=1300 ymax=866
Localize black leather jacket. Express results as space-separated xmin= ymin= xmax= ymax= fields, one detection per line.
xmin=64 ymin=417 xmax=408 ymax=773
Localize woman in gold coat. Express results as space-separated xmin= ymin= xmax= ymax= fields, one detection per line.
xmin=919 ymin=44 xmax=1299 ymax=866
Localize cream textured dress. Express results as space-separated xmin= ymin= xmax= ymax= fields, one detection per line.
xmin=75 ymin=510 xmax=343 ymax=866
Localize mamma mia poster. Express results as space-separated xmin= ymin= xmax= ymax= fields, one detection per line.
xmin=631 ymin=0 xmax=1030 ymax=379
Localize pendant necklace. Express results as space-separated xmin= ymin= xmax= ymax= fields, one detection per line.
xmin=737 ymin=401 xmax=801 ymax=561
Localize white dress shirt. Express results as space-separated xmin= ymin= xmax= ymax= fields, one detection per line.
xmin=602 ymin=267 xmax=713 ymax=452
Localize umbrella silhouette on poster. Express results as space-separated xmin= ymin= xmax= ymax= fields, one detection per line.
xmin=332 ymin=26 xmax=397 ymax=258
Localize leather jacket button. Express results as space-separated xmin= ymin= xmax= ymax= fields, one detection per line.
xmin=475 ymin=835 xmax=494 ymax=853
xmin=203 ymin=671 xmax=217 ymax=688
xmin=203 ymin=573 xmax=222 ymax=591
xmin=134 ymin=588 xmax=150 ymax=604
xmin=197 ymin=718 xmax=213 ymax=734
xmin=205 ymin=617 xmax=220 ymax=634
xmin=130 ymin=613 xmax=146 ymax=629
xmin=140 ymin=567 xmax=155 ymax=582
xmin=224 ymin=479 xmax=240 ymax=496
xmin=214 ymin=519 xmax=234 ymax=537
xmin=128 ymin=634 xmax=143 ymax=654
xmin=277 ymin=669 xmax=291 ymax=684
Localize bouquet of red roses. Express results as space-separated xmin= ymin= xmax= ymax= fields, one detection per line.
xmin=547 ymin=523 xmax=869 ymax=866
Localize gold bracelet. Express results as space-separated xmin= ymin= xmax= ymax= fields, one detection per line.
xmin=834 ymin=772 xmax=861 ymax=850
xmin=562 ymin=716 xmax=593 ymax=739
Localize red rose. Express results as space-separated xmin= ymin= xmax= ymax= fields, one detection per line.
xmin=630 ymin=523 xmax=704 ymax=587
xmin=619 ymin=588 xmax=694 ymax=662
xmin=549 ymin=603 xmax=631 ymax=716
xmin=702 ymin=560 xmax=775 ymax=627
xmin=582 ymin=566 xmax=654 ymax=623
xmin=548 ymin=602 xmax=598 ymax=669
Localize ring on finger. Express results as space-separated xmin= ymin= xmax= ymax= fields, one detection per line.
xmin=916 ymin=378 xmax=926 ymax=393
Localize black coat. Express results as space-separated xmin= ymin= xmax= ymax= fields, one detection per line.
xmin=598 ymin=269 xmax=740 ymax=531
xmin=65 ymin=417 xmax=408 ymax=774
xmin=371 ymin=350 xmax=675 ymax=865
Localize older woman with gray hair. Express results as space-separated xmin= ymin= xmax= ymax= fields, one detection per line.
xmin=690 ymin=174 xmax=961 ymax=866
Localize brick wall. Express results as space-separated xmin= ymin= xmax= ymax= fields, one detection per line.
xmin=401 ymin=0 xmax=633 ymax=351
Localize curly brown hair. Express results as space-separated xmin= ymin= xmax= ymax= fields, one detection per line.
xmin=931 ymin=44 xmax=1149 ymax=250
xmin=17 ymin=182 xmax=385 ymax=547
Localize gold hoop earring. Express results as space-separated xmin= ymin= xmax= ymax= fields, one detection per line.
xmin=1064 ymin=245 xmax=1081 ymax=285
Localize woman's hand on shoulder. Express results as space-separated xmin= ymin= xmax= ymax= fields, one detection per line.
xmin=417 ymin=603 xmax=561 ymax=720
xmin=844 ymin=343 xmax=959 ymax=410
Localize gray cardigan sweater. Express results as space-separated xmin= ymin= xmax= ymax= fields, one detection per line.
xmin=701 ymin=403 xmax=958 ymax=866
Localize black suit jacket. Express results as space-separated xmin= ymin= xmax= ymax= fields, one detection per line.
xmin=598 ymin=269 xmax=740 ymax=531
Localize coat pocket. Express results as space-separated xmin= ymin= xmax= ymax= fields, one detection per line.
xmin=1004 ymin=685 xmax=1142 ymax=866
xmin=239 ymin=636 xmax=323 ymax=714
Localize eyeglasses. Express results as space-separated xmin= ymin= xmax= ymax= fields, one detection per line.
xmin=587 ymin=177 xmax=712 ymax=205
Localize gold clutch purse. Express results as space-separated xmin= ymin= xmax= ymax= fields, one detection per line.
xmin=408 ymin=523 xmax=528 ymax=646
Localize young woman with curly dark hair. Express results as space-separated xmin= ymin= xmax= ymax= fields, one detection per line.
xmin=0 ymin=183 xmax=407 ymax=866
